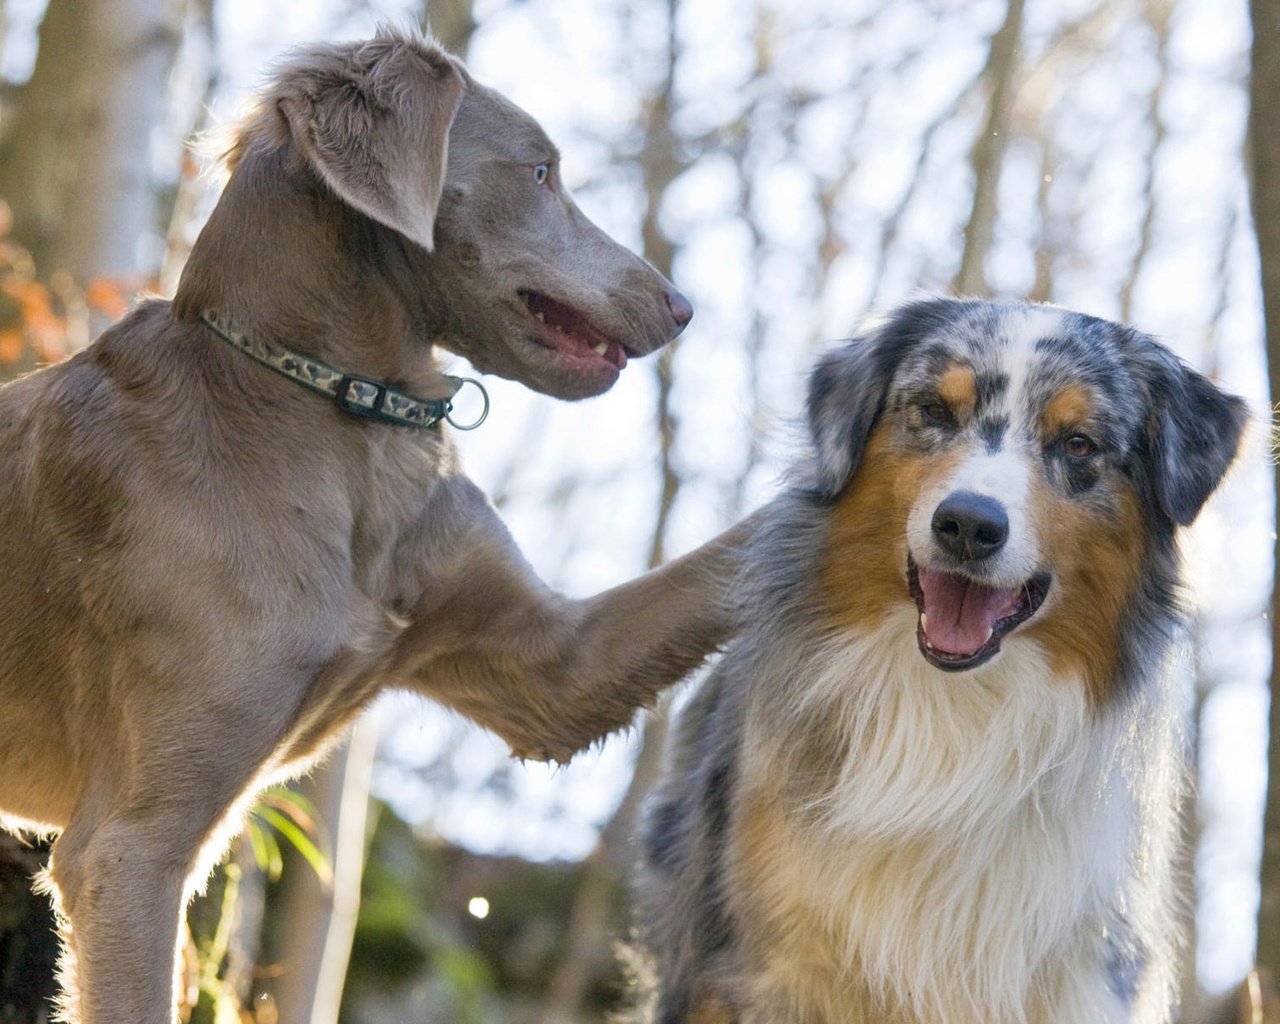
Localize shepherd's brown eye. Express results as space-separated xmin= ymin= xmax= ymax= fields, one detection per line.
xmin=919 ymin=401 xmax=950 ymax=424
xmin=1063 ymin=434 xmax=1096 ymax=458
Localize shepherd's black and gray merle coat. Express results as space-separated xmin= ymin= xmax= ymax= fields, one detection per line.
xmin=637 ymin=297 xmax=1247 ymax=1024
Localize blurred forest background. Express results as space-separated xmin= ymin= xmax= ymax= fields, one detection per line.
xmin=0 ymin=0 xmax=1278 ymax=1022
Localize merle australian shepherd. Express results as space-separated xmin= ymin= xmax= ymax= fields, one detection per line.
xmin=639 ymin=298 xmax=1247 ymax=1024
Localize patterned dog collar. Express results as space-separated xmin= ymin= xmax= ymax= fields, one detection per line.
xmin=200 ymin=310 xmax=489 ymax=430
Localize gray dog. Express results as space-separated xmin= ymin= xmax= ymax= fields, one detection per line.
xmin=0 ymin=29 xmax=745 ymax=1024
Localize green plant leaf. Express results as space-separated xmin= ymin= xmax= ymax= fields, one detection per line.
xmin=253 ymin=805 xmax=333 ymax=889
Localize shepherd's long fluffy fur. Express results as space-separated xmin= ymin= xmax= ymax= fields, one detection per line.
xmin=638 ymin=297 xmax=1247 ymax=1024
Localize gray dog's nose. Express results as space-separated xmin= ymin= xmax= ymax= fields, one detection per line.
xmin=666 ymin=290 xmax=694 ymax=329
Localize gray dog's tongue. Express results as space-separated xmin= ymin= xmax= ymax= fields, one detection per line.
xmin=917 ymin=567 xmax=1022 ymax=656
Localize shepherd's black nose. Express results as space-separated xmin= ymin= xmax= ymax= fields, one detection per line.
xmin=666 ymin=289 xmax=694 ymax=329
xmin=932 ymin=491 xmax=1008 ymax=562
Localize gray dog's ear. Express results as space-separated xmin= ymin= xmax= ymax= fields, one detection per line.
xmin=1141 ymin=346 xmax=1247 ymax=526
xmin=278 ymin=33 xmax=464 ymax=251
xmin=807 ymin=332 xmax=904 ymax=499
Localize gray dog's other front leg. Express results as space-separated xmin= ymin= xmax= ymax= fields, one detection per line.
xmin=391 ymin=486 xmax=754 ymax=762
xmin=49 ymin=808 xmax=196 ymax=1024
xmin=42 ymin=650 xmax=319 ymax=1024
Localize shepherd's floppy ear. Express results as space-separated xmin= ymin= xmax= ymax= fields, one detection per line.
xmin=277 ymin=31 xmax=464 ymax=251
xmin=1144 ymin=347 xmax=1247 ymax=526
xmin=808 ymin=298 xmax=960 ymax=497
xmin=808 ymin=331 xmax=904 ymax=499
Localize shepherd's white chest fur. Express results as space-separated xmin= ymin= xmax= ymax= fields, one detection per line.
xmin=734 ymin=611 xmax=1180 ymax=1024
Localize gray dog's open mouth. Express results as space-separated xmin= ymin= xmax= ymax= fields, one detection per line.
xmin=519 ymin=290 xmax=631 ymax=371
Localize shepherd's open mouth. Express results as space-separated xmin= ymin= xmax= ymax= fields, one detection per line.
xmin=907 ymin=556 xmax=1051 ymax=671
xmin=519 ymin=290 xmax=632 ymax=371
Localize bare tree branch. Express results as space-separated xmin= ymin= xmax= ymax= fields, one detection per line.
xmin=1028 ymin=133 xmax=1059 ymax=303
xmin=159 ymin=0 xmax=219 ymax=297
xmin=1119 ymin=0 xmax=1173 ymax=323
xmin=953 ymin=0 xmax=1027 ymax=296
xmin=867 ymin=66 xmax=986 ymax=311
xmin=422 ymin=0 xmax=479 ymax=55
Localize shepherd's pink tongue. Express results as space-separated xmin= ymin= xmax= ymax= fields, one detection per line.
xmin=917 ymin=567 xmax=1022 ymax=656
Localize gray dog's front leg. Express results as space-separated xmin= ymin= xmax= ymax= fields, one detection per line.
xmin=393 ymin=501 xmax=754 ymax=762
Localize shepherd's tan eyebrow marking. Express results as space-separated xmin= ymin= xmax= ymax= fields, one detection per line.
xmin=937 ymin=364 xmax=977 ymax=422
xmin=1042 ymin=385 xmax=1093 ymax=436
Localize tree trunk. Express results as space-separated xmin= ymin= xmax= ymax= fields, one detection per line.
xmin=1251 ymin=0 xmax=1280 ymax=1000
xmin=0 ymin=0 xmax=185 ymax=300
xmin=272 ymin=720 xmax=379 ymax=1024
xmin=541 ymin=710 xmax=671 ymax=1022
xmin=952 ymin=0 xmax=1026 ymax=296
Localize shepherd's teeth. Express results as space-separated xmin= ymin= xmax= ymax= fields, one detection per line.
xmin=920 ymin=613 xmax=929 ymax=632
xmin=984 ymin=627 xmax=994 ymax=643
xmin=535 ymin=311 xmax=545 ymax=322
xmin=593 ymin=342 xmax=608 ymax=356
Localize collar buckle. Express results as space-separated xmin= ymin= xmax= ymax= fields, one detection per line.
xmin=335 ymin=374 xmax=388 ymax=419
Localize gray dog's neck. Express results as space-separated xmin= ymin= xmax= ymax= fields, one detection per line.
xmin=174 ymin=132 xmax=453 ymax=397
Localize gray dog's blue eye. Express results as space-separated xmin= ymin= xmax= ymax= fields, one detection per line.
xmin=534 ymin=163 xmax=550 ymax=185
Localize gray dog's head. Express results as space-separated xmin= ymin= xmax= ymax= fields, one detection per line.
xmin=426 ymin=74 xmax=694 ymax=399
xmin=178 ymin=27 xmax=692 ymax=401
